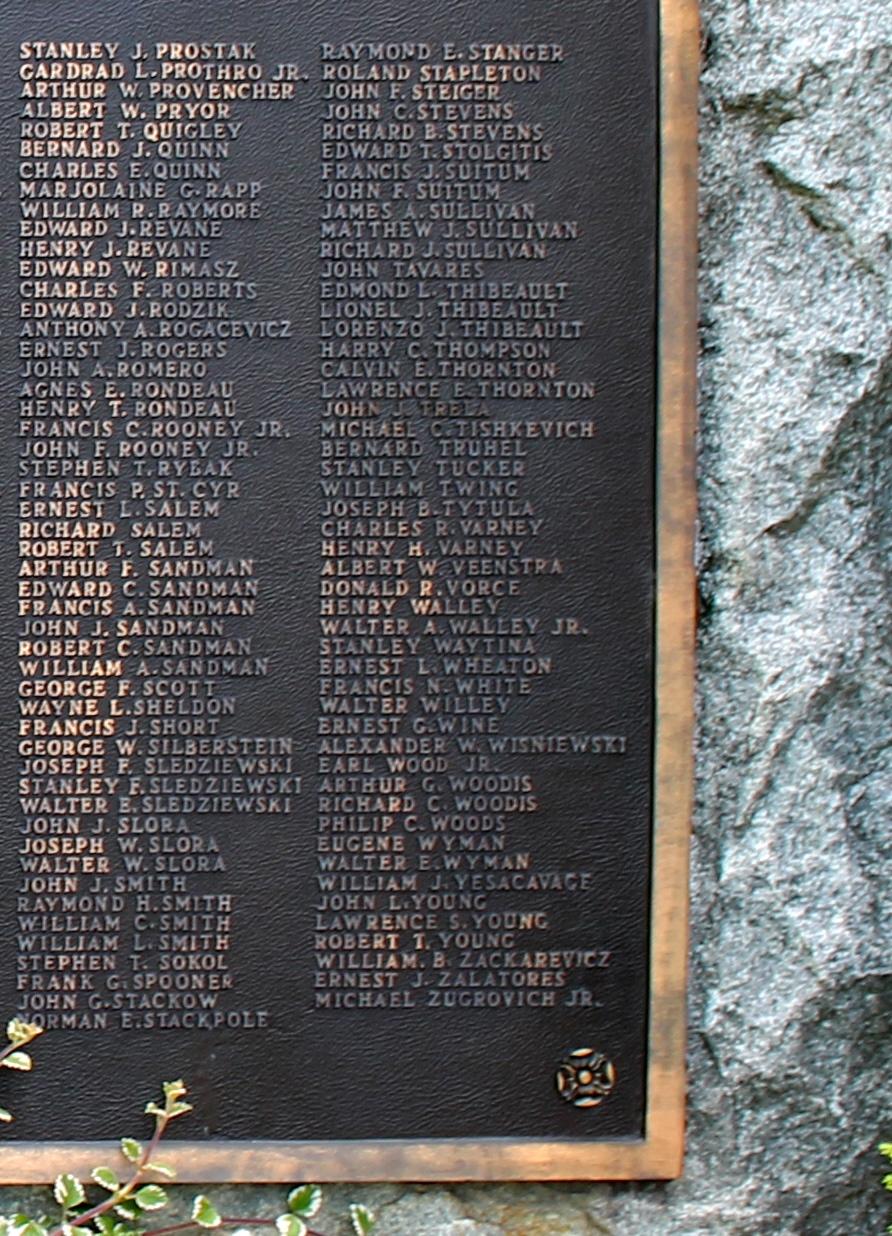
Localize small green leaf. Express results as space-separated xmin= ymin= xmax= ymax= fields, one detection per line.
xmin=275 ymin=1217 xmax=306 ymax=1236
xmin=162 ymin=1079 xmax=187 ymax=1101
xmin=287 ymin=1186 xmax=321 ymax=1219
xmin=7 ymin=1217 xmax=36 ymax=1236
xmin=2 ymin=1052 xmax=32 ymax=1072
xmin=95 ymin=1215 xmax=116 ymax=1234
xmin=91 ymin=1167 xmax=119 ymax=1192
xmin=0 ymin=1106 xmax=12 ymax=1123
xmin=135 ymin=1185 xmax=167 ymax=1211
xmin=113 ymin=1205 xmax=139 ymax=1223
xmin=120 ymin=1138 xmax=142 ymax=1163
xmin=16 ymin=1222 xmax=47 ymax=1236
xmin=167 ymin=1101 xmax=192 ymax=1119
xmin=6 ymin=1020 xmax=42 ymax=1047
xmin=145 ymin=1161 xmax=176 ymax=1178
xmin=144 ymin=1102 xmax=165 ymax=1118
xmin=54 ymin=1175 xmax=85 ymax=1209
xmin=350 ymin=1204 xmax=375 ymax=1236
xmin=191 ymin=1196 xmax=221 ymax=1229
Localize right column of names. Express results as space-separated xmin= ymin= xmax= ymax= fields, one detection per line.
xmin=314 ymin=40 xmax=637 ymax=1015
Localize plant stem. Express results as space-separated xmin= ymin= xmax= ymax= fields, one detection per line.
xmin=128 ymin=1223 xmax=198 ymax=1236
xmin=41 ymin=1092 xmax=330 ymax=1236
xmin=46 ymin=1112 xmax=169 ymax=1236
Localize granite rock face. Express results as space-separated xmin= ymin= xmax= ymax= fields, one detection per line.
xmin=2 ymin=0 xmax=889 ymax=1233
xmin=260 ymin=4 xmax=892 ymax=1231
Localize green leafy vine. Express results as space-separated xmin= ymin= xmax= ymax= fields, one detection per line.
xmin=0 ymin=1021 xmax=374 ymax=1236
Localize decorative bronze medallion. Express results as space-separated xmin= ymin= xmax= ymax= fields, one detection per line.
xmin=556 ymin=1049 xmax=617 ymax=1109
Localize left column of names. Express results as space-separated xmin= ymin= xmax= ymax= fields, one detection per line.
xmin=14 ymin=38 xmax=300 ymax=1035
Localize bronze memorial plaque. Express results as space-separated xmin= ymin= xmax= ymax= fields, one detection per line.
xmin=0 ymin=0 xmax=697 ymax=1182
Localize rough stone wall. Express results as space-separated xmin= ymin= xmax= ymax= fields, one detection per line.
xmin=3 ymin=1 xmax=889 ymax=1232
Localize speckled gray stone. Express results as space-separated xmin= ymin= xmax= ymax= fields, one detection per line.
xmin=2 ymin=1 xmax=889 ymax=1233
